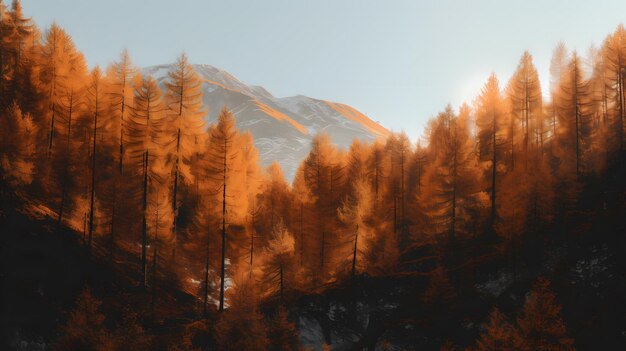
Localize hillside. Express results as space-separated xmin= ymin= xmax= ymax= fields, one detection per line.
xmin=2 ymin=161 xmax=626 ymax=349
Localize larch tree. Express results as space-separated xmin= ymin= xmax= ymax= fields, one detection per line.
xmin=0 ymin=0 xmax=11 ymax=103
xmin=586 ymin=46 xmax=612 ymax=174
xmin=240 ymin=131 xmax=263 ymax=276
xmin=362 ymin=139 xmax=399 ymax=274
xmin=549 ymin=42 xmax=569 ymax=139
xmin=497 ymin=154 xmax=554 ymax=251
xmin=475 ymin=74 xmax=508 ymax=228
xmin=337 ymin=176 xmax=373 ymax=277
xmin=126 ymin=75 xmax=166 ymax=287
xmin=602 ymin=25 xmax=626 ymax=152
xmin=345 ymin=139 xmax=369 ymax=186
xmin=55 ymin=56 xmax=87 ymax=227
xmin=302 ymin=133 xmax=335 ymax=279
xmin=472 ymin=308 xmax=519 ymax=351
xmin=397 ymin=134 xmax=412 ymax=243
xmin=291 ymin=167 xmax=311 ymax=271
xmin=301 ymin=133 xmax=351 ymax=280
xmin=147 ymin=180 xmax=174 ymax=316
xmin=341 ymin=140 xmax=373 ymax=274
xmin=205 ymin=107 xmax=240 ymax=312
xmin=214 ymin=277 xmax=268 ymax=351
xmin=201 ymin=213 xmax=214 ymax=316
xmin=406 ymin=139 xmax=429 ymax=244
xmin=111 ymin=309 xmax=153 ymax=350
xmin=0 ymin=102 xmax=37 ymax=189
xmin=550 ymin=53 xmax=589 ymax=218
xmin=84 ymin=67 xmax=107 ymax=249
xmin=6 ymin=1 xmax=32 ymax=68
xmin=263 ymin=219 xmax=295 ymax=300
xmin=554 ymin=52 xmax=591 ymax=177
xmin=267 ymin=305 xmax=300 ymax=351
xmin=515 ymin=278 xmax=575 ymax=351
xmin=407 ymin=139 xmax=428 ymax=198
xmin=39 ymin=23 xmax=82 ymax=157
xmin=106 ymin=49 xmax=136 ymax=176
xmin=163 ymin=53 xmax=205 ymax=260
xmin=247 ymin=193 xmax=261 ymax=279
xmin=196 ymin=197 xmax=217 ymax=316
xmin=500 ymin=54 xmax=547 ymax=248
xmin=507 ymin=51 xmax=543 ymax=164
xmin=384 ymin=133 xmax=412 ymax=244
xmin=421 ymin=105 xmax=482 ymax=243
xmin=1 ymin=0 xmax=35 ymax=108
xmin=187 ymin=161 xmax=218 ymax=316
xmin=254 ymin=162 xmax=290 ymax=271
xmin=367 ymin=140 xmax=387 ymax=207
xmin=189 ymin=107 xmax=253 ymax=314
xmin=105 ymin=49 xmax=137 ymax=257
xmin=55 ymin=287 xmax=112 ymax=351
xmin=256 ymin=163 xmax=288 ymax=241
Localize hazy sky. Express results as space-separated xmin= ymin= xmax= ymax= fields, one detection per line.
xmin=28 ymin=0 xmax=626 ymax=139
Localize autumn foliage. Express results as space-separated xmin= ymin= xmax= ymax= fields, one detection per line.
xmin=1 ymin=1 xmax=625 ymax=350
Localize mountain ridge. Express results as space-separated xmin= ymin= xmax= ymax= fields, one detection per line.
xmin=142 ymin=64 xmax=389 ymax=180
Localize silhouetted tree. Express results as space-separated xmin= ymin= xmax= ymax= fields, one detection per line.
xmin=55 ymin=288 xmax=111 ymax=351
xmin=515 ymin=278 xmax=575 ymax=351
xmin=267 ymin=305 xmax=300 ymax=351
xmin=472 ymin=308 xmax=519 ymax=351
xmin=214 ymin=278 xmax=268 ymax=350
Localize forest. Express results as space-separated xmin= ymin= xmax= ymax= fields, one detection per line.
xmin=1 ymin=1 xmax=626 ymax=350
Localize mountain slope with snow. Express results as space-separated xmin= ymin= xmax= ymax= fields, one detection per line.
xmin=143 ymin=64 xmax=389 ymax=180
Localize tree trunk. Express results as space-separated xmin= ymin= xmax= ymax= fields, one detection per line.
xmin=352 ymin=224 xmax=358 ymax=277
xmin=141 ymin=150 xmax=149 ymax=288
xmin=219 ymin=139 xmax=227 ymax=312
xmin=400 ymin=149 xmax=406 ymax=241
xmin=320 ymin=230 xmax=325 ymax=276
xmin=300 ymin=202 xmax=304 ymax=267
xmin=617 ymin=50 xmax=624 ymax=151
xmin=451 ymin=138 xmax=457 ymax=242
xmin=575 ymin=92 xmax=580 ymax=176
xmin=249 ymin=203 xmax=255 ymax=273
xmin=48 ymin=103 xmax=55 ymax=156
xmin=374 ymin=153 xmax=379 ymax=204
xmin=58 ymin=92 xmax=73 ymax=226
xmin=171 ymin=127 xmax=181 ymax=260
xmin=151 ymin=203 xmax=159 ymax=316
xmin=203 ymin=221 xmax=210 ymax=316
xmin=88 ymin=98 xmax=98 ymax=249
xmin=279 ymin=264 xmax=284 ymax=301
xmin=109 ymin=197 xmax=116 ymax=259
xmin=393 ymin=189 xmax=397 ymax=235
xmin=491 ymin=111 xmax=497 ymax=224
xmin=118 ymin=86 xmax=125 ymax=176
xmin=111 ymin=88 xmax=125 ymax=261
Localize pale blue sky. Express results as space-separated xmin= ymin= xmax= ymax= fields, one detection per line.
xmin=28 ymin=0 xmax=625 ymax=139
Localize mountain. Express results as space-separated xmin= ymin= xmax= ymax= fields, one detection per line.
xmin=142 ymin=64 xmax=389 ymax=180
